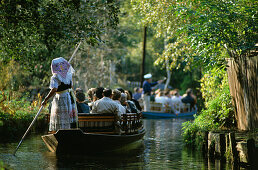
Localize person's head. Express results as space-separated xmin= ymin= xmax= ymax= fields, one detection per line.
xmin=103 ymin=88 xmax=112 ymax=98
xmin=76 ymin=88 xmax=83 ymax=94
xmin=125 ymin=90 xmax=132 ymax=100
xmin=174 ymin=91 xmax=179 ymax=97
xmin=164 ymin=89 xmax=170 ymax=97
xmin=120 ymin=93 xmax=127 ymax=105
xmin=96 ymin=87 xmax=104 ymax=99
xmin=171 ymin=89 xmax=179 ymax=96
xmin=87 ymin=88 xmax=96 ymax=101
xmin=134 ymin=87 xmax=139 ymax=93
xmin=116 ymin=87 xmax=125 ymax=93
xmin=155 ymin=89 xmax=161 ymax=95
xmin=76 ymin=91 xmax=85 ymax=102
xmin=112 ymin=89 xmax=121 ymax=100
xmin=186 ymin=88 xmax=193 ymax=96
xmin=144 ymin=73 xmax=152 ymax=83
xmin=139 ymin=88 xmax=143 ymax=93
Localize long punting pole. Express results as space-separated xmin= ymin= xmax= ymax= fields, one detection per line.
xmin=69 ymin=41 xmax=82 ymax=63
xmin=13 ymin=106 xmax=43 ymax=155
xmin=13 ymin=41 xmax=82 ymax=156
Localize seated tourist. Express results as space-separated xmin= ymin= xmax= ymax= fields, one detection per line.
xmin=163 ymin=89 xmax=172 ymax=105
xmin=120 ymin=93 xmax=131 ymax=113
xmin=91 ymin=88 xmax=119 ymax=115
xmin=127 ymin=90 xmax=142 ymax=111
xmin=87 ymin=88 xmax=97 ymax=102
xmin=95 ymin=87 xmax=104 ymax=100
xmin=171 ymin=90 xmax=183 ymax=114
xmin=155 ymin=90 xmax=167 ymax=105
xmin=125 ymin=90 xmax=141 ymax=113
xmin=181 ymin=88 xmax=195 ymax=110
xmin=75 ymin=87 xmax=83 ymax=94
xmin=76 ymin=90 xmax=90 ymax=113
xmin=112 ymin=89 xmax=126 ymax=116
xmin=87 ymin=88 xmax=97 ymax=109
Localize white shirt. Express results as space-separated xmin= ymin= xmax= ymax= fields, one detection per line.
xmin=155 ymin=96 xmax=167 ymax=104
xmin=171 ymin=96 xmax=182 ymax=104
xmin=91 ymin=97 xmax=119 ymax=115
xmin=171 ymin=96 xmax=183 ymax=114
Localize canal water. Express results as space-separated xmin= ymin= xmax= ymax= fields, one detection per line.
xmin=0 ymin=119 xmax=233 ymax=169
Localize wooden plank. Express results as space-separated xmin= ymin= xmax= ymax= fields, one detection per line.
xmin=41 ymin=135 xmax=58 ymax=152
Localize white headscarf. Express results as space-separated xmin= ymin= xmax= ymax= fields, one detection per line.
xmin=51 ymin=57 xmax=75 ymax=84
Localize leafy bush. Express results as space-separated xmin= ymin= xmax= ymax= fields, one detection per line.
xmin=0 ymin=160 xmax=10 ymax=169
xmin=182 ymin=66 xmax=235 ymax=145
xmin=0 ymin=90 xmax=48 ymax=142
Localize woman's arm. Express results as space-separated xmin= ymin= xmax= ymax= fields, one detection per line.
xmin=41 ymin=88 xmax=57 ymax=106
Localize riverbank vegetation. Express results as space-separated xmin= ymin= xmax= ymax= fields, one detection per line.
xmin=0 ymin=90 xmax=48 ymax=142
xmin=182 ymin=67 xmax=235 ymax=145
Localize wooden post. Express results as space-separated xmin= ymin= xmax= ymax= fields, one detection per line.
xmin=229 ymin=132 xmax=239 ymax=164
xmin=140 ymin=26 xmax=147 ymax=88
xmin=247 ymin=138 xmax=255 ymax=165
xmin=208 ymin=132 xmax=215 ymax=158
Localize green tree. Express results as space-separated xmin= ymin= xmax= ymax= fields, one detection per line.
xmin=132 ymin=0 xmax=257 ymax=67
xmin=0 ymin=0 xmax=119 ymax=87
xmin=132 ymin=0 xmax=257 ymax=130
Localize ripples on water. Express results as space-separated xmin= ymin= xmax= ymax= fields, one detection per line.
xmin=0 ymin=119 xmax=233 ymax=169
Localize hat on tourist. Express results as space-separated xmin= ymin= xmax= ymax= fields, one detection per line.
xmin=144 ymin=73 xmax=152 ymax=79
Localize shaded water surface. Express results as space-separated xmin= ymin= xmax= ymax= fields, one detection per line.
xmin=0 ymin=119 xmax=232 ymax=169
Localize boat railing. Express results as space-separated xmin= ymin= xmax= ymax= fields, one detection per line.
xmin=78 ymin=113 xmax=143 ymax=135
xmin=120 ymin=113 xmax=143 ymax=134
xmin=139 ymin=101 xmax=194 ymax=113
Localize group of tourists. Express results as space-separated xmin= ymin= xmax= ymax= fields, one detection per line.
xmin=41 ymin=57 xmax=196 ymax=133
xmin=134 ymin=73 xmax=197 ymax=113
xmin=86 ymin=87 xmax=142 ymax=115
xmin=154 ymin=88 xmax=196 ymax=113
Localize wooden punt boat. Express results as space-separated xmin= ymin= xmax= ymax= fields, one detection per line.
xmin=42 ymin=113 xmax=145 ymax=154
xmin=141 ymin=102 xmax=197 ymax=119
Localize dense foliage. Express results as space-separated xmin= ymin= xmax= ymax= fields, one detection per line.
xmin=0 ymin=0 xmax=120 ymax=87
xmin=132 ymin=0 xmax=257 ymax=68
xmin=182 ymin=67 xmax=235 ymax=145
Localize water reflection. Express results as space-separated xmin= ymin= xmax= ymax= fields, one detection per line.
xmin=143 ymin=119 xmax=203 ymax=169
xmin=0 ymin=119 xmax=234 ymax=169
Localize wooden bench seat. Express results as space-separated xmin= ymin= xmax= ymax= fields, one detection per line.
xmin=78 ymin=113 xmax=116 ymax=133
xmin=78 ymin=113 xmax=143 ymax=134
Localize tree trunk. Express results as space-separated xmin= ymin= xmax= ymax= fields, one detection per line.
xmin=164 ymin=31 xmax=171 ymax=89
xmin=226 ymin=55 xmax=258 ymax=130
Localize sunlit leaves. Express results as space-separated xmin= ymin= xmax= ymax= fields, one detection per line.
xmin=182 ymin=66 xmax=235 ymax=145
xmin=132 ymin=0 xmax=257 ymax=71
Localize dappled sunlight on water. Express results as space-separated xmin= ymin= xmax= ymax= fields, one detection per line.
xmin=0 ymin=119 xmax=234 ymax=169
